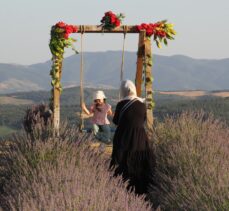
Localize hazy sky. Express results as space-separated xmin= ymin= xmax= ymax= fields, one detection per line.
xmin=1 ymin=0 xmax=229 ymax=65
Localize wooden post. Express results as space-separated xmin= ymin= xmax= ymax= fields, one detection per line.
xmin=53 ymin=88 xmax=60 ymax=137
xmin=144 ymin=37 xmax=154 ymax=138
xmin=79 ymin=33 xmax=84 ymax=131
xmin=53 ymin=58 xmax=62 ymax=137
xmin=135 ymin=31 xmax=145 ymax=96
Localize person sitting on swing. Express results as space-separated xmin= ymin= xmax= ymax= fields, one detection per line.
xmin=82 ymin=90 xmax=112 ymax=144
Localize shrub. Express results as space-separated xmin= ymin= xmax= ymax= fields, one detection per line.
xmin=150 ymin=112 xmax=229 ymax=210
xmin=23 ymin=104 xmax=53 ymax=141
xmin=0 ymin=125 xmax=152 ymax=211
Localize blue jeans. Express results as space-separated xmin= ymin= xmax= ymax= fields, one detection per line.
xmin=92 ymin=124 xmax=111 ymax=143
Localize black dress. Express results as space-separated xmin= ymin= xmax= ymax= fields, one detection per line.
xmin=110 ymin=99 xmax=155 ymax=195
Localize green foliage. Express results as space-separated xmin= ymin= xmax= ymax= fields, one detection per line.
xmin=0 ymin=104 xmax=28 ymax=130
xmin=137 ymin=20 xmax=176 ymax=48
xmin=0 ymin=126 xmax=16 ymax=137
xmin=49 ymin=23 xmax=78 ymax=110
xmin=154 ymin=94 xmax=229 ymax=124
xmin=1 ymin=88 xmax=229 ymax=138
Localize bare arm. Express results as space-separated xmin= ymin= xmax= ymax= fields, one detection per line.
xmin=107 ymin=108 xmax=113 ymax=116
xmin=82 ymin=103 xmax=91 ymax=115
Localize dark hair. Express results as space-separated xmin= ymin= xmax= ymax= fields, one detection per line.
xmin=95 ymin=99 xmax=106 ymax=112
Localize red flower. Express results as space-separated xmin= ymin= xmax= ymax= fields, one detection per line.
xmin=64 ymin=33 xmax=69 ymax=39
xmin=154 ymin=23 xmax=160 ymax=28
xmin=157 ymin=30 xmax=166 ymax=37
xmin=146 ymin=29 xmax=154 ymax=36
xmin=105 ymin=11 xmax=114 ymax=16
xmin=101 ymin=11 xmax=124 ymax=30
xmin=65 ymin=25 xmax=73 ymax=34
xmin=55 ymin=22 xmax=78 ymax=36
xmin=136 ymin=22 xmax=167 ymax=38
xmin=136 ymin=25 xmax=143 ymax=31
xmin=68 ymin=25 xmax=78 ymax=33
xmin=115 ymin=19 xmax=120 ymax=27
xmin=72 ymin=26 xmax=78 ymax=33
xmin=110 ymin=15 xmax=116 ymax=24
xmin=141 ymin=23 xmax=148 ymax=29
xmin=56 ymin=21 xmax=66 ymax=28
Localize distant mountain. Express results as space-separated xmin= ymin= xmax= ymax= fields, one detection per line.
xmin=0 ymin=52 xmax=229 ymax=94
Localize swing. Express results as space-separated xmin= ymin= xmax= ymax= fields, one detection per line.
xmin=77 ymin=26 xmax=127 ymax=132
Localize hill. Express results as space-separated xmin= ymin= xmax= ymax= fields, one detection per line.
xmin=0 ymin=52 xmax=229 ymax=94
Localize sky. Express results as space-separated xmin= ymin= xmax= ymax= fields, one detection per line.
xmin=1 ymin=0 xmax=229 ymax=65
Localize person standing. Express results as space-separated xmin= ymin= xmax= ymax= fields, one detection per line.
xmin=110 ymin=80 xmax=155 ymax=195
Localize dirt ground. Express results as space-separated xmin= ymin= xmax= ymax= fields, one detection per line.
xmin=158 ymin=91 xmax=229 ymax=98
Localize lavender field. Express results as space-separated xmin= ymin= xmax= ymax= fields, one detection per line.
xmin=0 ymin=112 xmax=228 ymax=210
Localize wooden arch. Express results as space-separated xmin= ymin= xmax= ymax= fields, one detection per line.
xmin=53 ymin=25 xmax=154 ymax=137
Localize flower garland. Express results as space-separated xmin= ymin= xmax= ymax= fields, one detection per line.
xmin=48 ymin=16 xmax=176 ymax=113
xmin=136 ymin=20 xmax=176 ymax=48
xmin=136 ymin=20 xmax=176 ymax=110
xmin=49 ymin=22 xmax=78 ymax=109
xmin=100 ymin=11 xmax=125 ymax=30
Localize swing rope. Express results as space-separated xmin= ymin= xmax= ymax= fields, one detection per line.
xmin=120 ymin=25 xmax=127 ymax=82
xmin=79 ymin=25 xmax=128 ymax=129
xmin=119 ymin=25 xmax=127 ymax=99
xmin=79 ymin=25 xmax=85 ymax=131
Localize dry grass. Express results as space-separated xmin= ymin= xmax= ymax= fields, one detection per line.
xmin=211 ymin=92 xmax=229 ymax=98
xmin=159 ymin=91 xmax=206 ymax=98
xmin=158 ymin=91 xmax=229 ymax=98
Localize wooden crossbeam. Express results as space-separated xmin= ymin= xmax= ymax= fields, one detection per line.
xmin=75 ymin=25 xmax=139 ymax=33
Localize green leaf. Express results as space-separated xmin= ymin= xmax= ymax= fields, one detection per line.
xmin=51 ymin=79 xmax=55 ymax=86
xmin=147 ymin=59 xmax=153 ymax=66
xmin=151 ymin=101 xmax=155 ymax=108
xmin=166 ymin=34 xmax=174 ymax=40
xmin=163 ymin=38 xmax=168 ymax=45
xmin=69 ymin=38 xmax=77 ymax=42
xmin=155 ymin=40 xmax=162 ymax=49
xmin=49 ymin=70 xmax=54 ymax=76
